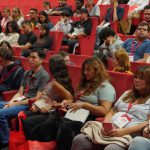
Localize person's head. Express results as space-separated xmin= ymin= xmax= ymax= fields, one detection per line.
xmin=144 ymin=5 xmax=150 ymax=23
xmin=0 ymin=40 xmax=12 ymax=50
xmin=29 ymin=49 xmax=46 ymax=69
xmin=60 ymin=10 xmax=71 ymax=21
xmin=0 ymin=47 xmax=14 ymax=67
xmin=49 ymin=54 xmax=74 ymax=95
xmin=76 ymin=0 xmax=84 ymax=10
xmin=112 ymin=48 xmax=131 ymax=73
xmin=5 ymin=21 xmax=20 ymax=35
xmin=59 ymin=0 xmax=67 ymax=7
xmin=29 ymin=8 xmax=38 ymax=20
xmin=79 ymin=57 xmax=108 ymax=95
xmin=12 ymin=7 xmax=23 ymax=19
xmin=43 ymin=1 xmax=51 ymax=11
xmin=39 ymin=23 xmax=49 ymax=37
xmin=124 ymin=66 xmax=150 ymax=103
xmin=21 ymin=20 xmax=32 ymax=33
xmin=86 ymin=0 xmax=94 ymax=7
xmin=135 ymin=21 xmax=150 ymax=40
xmin=38 ymin=10 xmax=49 ymax=23
xmin=99 ymin=27 xmax=116 ymax=45
xmin=3 ymin=7 xmax=10 ymax=18
xmin=79 ymin=8 xmax=89 ymax=20
xmin=58 ymin=51 xmax=70 ymax=63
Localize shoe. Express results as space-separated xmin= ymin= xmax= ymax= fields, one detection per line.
xmin=0 ymin=143 xmax=8 ymax=149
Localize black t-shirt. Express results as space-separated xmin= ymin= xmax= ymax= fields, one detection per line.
xmin=18 ymin=31 xmax=37 ymax=46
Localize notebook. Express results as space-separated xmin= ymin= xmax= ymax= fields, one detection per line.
xmin=34 ymin=99 xmax=52 ymax=110
xmin=65 ymin=108 xmax=90 ymax=123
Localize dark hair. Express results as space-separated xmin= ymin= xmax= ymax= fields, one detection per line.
xmin=21 ymin=20 xmax=32 ymax=28
xmin=49 ymin=54 xmax=74 ymax=95
xmin=124 ymin=66 xmax=150 ymax=104
xmin=0 ymin=41 xmax=13 ymax=51
xmin=40 ymin=23 xmax=50 ymax=36
xmin=30 ymin=49 xmax=46 ymax=59
xmin=79 ymin=57 xmax=109 ymax=95
xmin=58 ymin=51 xmax=69 ymax=58
xmin=5 ymin=21 xmax=20 ymax=35
xmin=76 ymin=0 xmax=84 ymax=4
xmin=99 ymin=27 xmax=116 ymax=41
xmin=30 ymin=8 xmax=38 ymax=14
xmin=144 ymin=5 xmax=150 ymax=10
xmin=43 ymin=1 xmax=51 ymax=8
xmin=137 ymin=21 xmax=150 ymax=32
xmin=0 ymin=47 xmax=14 ymax=61
xmin=38 ymin=10 xmax=50 ymax=24
xmin=0 ymin=24 xmax=2 ymax=33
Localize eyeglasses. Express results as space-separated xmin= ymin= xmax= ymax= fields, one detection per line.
xmin=134 ymin=75 xmax=145 ymax=80
xmin=137 ymin=28 xmax=148 ymax=31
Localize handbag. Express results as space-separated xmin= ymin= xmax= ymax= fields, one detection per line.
xmin=9 ymin=111 xmax=29 ymax=150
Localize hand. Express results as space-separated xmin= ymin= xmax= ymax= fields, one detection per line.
xmin=101 ymin=127 xmax=109 ymax=136
xmin=114 ymin=2 xmax=118 ymax=8
xmin=62 ymin=100 xmax=68 ymax=108
xmin=143 ymin=126 xmax=150 ymax=138
xmin=68 ymin=102 xmax=84 ymax=112
xmin=30 ymin=105 xmax=38 ymax=112
xmin=108 ymin=128 xmax=127 ymax=137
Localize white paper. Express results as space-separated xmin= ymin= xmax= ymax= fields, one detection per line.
xmin=34 ymin=99 xmax=51 ymax=109
xmin=65 ymin=108 xmax=90 ymax=123
xmin=15 ymin=96 xmax=26 ymax=101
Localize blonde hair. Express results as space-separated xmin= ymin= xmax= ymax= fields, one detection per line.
xmin=12 ymin=7 xmax=23 ymax=21
xmin=113 ymin=48 xmax=131 ymax=73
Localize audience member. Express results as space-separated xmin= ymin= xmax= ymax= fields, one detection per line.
xmin=0 ymin=41 xmax=13 ymax=50
xmin=118 ymin=0 xmax=129 ymax=4
xmin=1 ymin=8 xmax=12 ymax=28
xmin=37 ymin=10 xmax=53 ymax=30
xmin=0 ymin=21 xmax=20 ymax=45
xmin=0 ymin=49 xmax=49 ymax=148
xmin=29 ymin=8 xmax=38 ymax=28
xmin=83 ymin=0 xmax=100 ymax=17
xmin=122 ymin=21 xmax=150 ymax=62
xmin=22 ymin=57 xmax=115 ymax=150
xmin=95 ymin=0 xmax=124 ymax=48
xmin=58 ymin=51 xmax=71 ymax=63
xmin=12 ymin=7 xmax=24 ymax=27
xmin=72 ymin=66 xmax=150 ymax=150
xmin=112 ymin=48 xmax=132 ymax=74
xmin=49 ymin=0 xmax=73 ymax=16
xmin=144 ymin=5 xmax=150 ymax=26
xmin=62 ymin=8 xmax=92 ymax=53
xmin=73 ymin=0 xmax=84 ymax=17
xmin=0 ymin=47 xmax=24 ymax=96
xmin=43 ymin=1 xmax=52 ymax=15
xmin=31 ymin=23 xmax=52 ymax=51
xmin=0 ymin=25 xmax=5 ymax=39
xmin=96 ymin=0 xmax=110 ymax=5
xmin=51 ymin=10 xmax=73 ymax=35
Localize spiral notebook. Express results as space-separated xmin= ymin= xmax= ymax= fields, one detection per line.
xmin=65 ymin=108 xmax=90 ymax=123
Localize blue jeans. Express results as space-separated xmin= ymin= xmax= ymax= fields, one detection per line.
xmin=0 ymin=101 xmax=29 ymax=144
xmin=128 ymin=136 xmax=150 ymax=150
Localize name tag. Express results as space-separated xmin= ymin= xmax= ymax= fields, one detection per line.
xmin=114 ymin=115 xmax=131 ymax=128
xmin=15 ymin=96 xmax=26 ymax=101
xmin=129 ymin=55 xmax=134 ymax=62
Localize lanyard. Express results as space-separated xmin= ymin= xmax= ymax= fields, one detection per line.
xmin=126 ymin=103 xmax=133 ymax=115
xmin=130 ymin=39 xmax=143 ymax=56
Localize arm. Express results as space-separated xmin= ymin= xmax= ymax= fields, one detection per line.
xmin=104 ymin=108 xmax=117 ymax=122
xmin=113 ymin=2 xmax=119 ymax=21
xmin=136 ymin=53 xmax=150 ymax=62
xmin=19 ymin=42 xmax=32 ymax=50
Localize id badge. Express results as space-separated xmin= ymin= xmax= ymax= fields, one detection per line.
xmin=114 ymin=115 xmax=131 ymax=128
xmin=129 ymin=55 xmax=134 ymax=62
xmin=15 ymin=96 xmax=26 ymax=101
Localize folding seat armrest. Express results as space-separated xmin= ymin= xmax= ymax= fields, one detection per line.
xmin=2 ymin=90 xmax=18 ymax=101
xmin=95 ymin=117 xmax=104 ymax=122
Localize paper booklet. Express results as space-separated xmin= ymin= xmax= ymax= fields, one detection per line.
xmin=34 ymin=99 xmax=52 ymax=110
xmin=65 ymin=108 xmax=90 ymax=123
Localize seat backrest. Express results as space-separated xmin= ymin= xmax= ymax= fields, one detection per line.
xmin=48 ymin=16 xmax=60 ymax=25
xmin=118 ymin=34 xmax=135 ymax=41
xmin=49 ymin=31 xmax=64 ymax=51
xmin=108 ymin=70 xmax=134 ymax=100
xmin=99 ymin=5 xmax=110 ymax=23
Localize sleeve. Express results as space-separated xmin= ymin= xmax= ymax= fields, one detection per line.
xmin=117 ymin=7 xmax=124 ymax=21
xmin=83 ymin=20 xmax=92 ymax=36
xmin=28 ymin=34 xmax=37 ymax=45
xmin=144 ymin=41 xmax=150 ymax=54
xmin=94 ymin=5 xmax=100 ymax=17
xmin=21 ymin=71 xmax=29 ymax=88
xmin=98 ymin=82 xmax=116 ymax=103
xmin=37 ymin=73 xmax=50 ymax=91
xmin=17 ymin=17 xmax=24 ymax=27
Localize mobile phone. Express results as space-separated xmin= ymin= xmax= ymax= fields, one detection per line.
xmin=103 ymin=122 xmax=113 ymax=133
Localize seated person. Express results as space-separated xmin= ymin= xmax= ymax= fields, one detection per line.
xmin=14 ymin=20 xmax=37 ymax=57
xmin=36 ymin=10 xmax=53 ymax=30
xmin=128 ymin=125 xmax=150 ymax=150
xmin=73 ymin=0 xmax=84 ymax=17
xmin=31 ymin=23 xmax=52 ymax=51
xmin=96 ymin=0 xmax=110 ymax=5
xmin=143 ymin=5 xmax=150 ymax=27
xmin=43 ymin=1 xmax=52 ymax=15
xmin=49 ymin=0 xmax=73 ymax=16
xmin=51 ymin=10 xmax=73 ymax=35
xmin=112 ymin=48 xmax=132 ymax=74
xmin=118 ymin=0 xmax=129 ymax=4
xmin=83 ymin=0 xmax=100 ymax=17
xmin=28 ymin=8 xmax=38 ymax=28
xmin=95 ymin=0 xmax=124 ymax=48
xmin=0 ymin=21 xmax=20 ymax=45
xmin=72 ymin=66 xmax=150 ymax=150
xmin=0 ymin=49 xmax=49 ymax=148
xmin=0 ymin=47 xmax=24 ymax=96
xmin=122 ymin=21 xmax=150 ymax=62
xmin=62 ymin=8 xmax=92 ymax=54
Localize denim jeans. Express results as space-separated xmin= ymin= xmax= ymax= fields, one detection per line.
xmin=0 ymin=101 xmax=29 ymax=144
